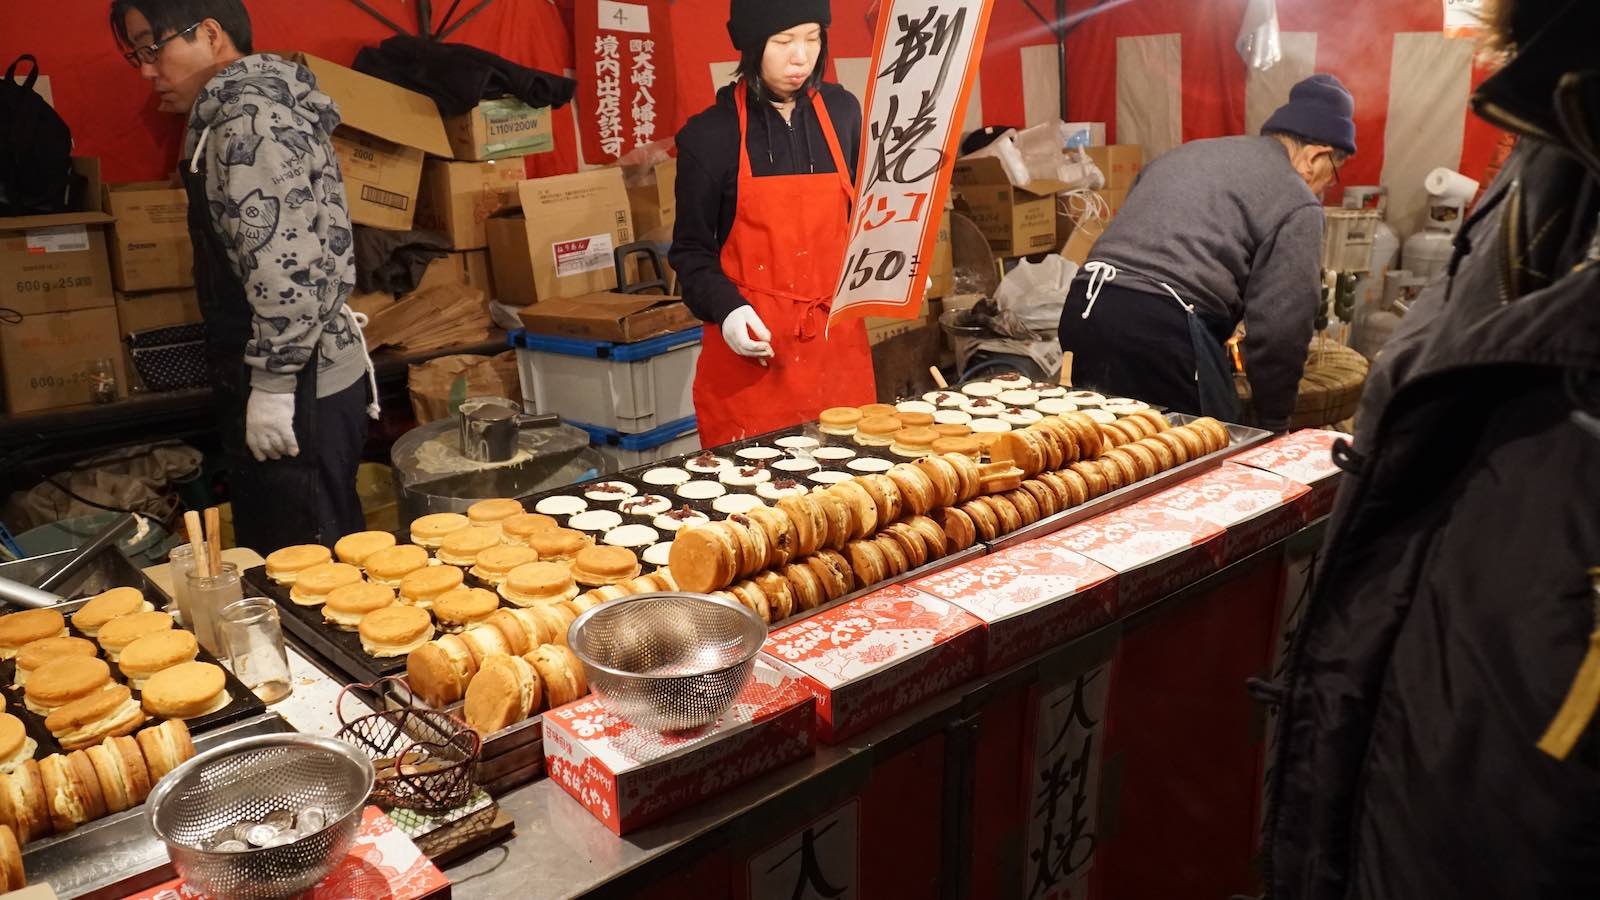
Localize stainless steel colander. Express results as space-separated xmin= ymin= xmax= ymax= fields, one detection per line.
xmin=146 ymin=734 xmax=375 ymax=900
xmin=568 ymin=592 xmax=768 ymax=732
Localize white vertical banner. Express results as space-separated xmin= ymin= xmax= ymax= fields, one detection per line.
xmin=1021 ymin=44 xmax=1062 ymax=128
xmin=1022 ymin=661 xmax=1111 ymax=900
xmin=747 ymin=800 xmax=861 ymax=898
xmin=1245 ymin=32 xmax=1318 ymax=137
xmin=1381 ymin=32 xmax=1474 ymax=237
xmin=828 ymin=0 xmax=995 ymax=329
xmin=1115 ymin=33 xmax=1183 ymax=164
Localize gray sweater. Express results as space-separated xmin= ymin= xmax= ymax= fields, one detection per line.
xmin=1084 ymin=136 xmax=1324 ymax=430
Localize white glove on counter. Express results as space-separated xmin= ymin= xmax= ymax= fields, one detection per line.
xmin=721 ymin=305 xmax=774 ymax=360
xmin=246 ymin=390 xmax=300 ymax=462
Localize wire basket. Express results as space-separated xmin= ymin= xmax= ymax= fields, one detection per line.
xmin=334 ymin=676 xmax=482 ymax=812
xmin=568 ymin=592 xmax=768 ymax=733
xmin=146 ymin=735 xmax=374 ymax=900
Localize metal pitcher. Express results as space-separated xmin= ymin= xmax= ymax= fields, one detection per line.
xmin=457 ymin=398 xmax=559 ymax=463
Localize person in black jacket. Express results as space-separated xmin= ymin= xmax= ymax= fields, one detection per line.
xmin=670 ymin=0 xmax=877 ymax=446
xmin=1264 ymin=2 xmax=1600 ymax=897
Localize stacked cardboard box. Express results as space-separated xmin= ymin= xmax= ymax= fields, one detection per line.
xmin=0 ymin=159 xmax=131 ymax=413
xmin=102 ymin=181 xmax=204 ymax=392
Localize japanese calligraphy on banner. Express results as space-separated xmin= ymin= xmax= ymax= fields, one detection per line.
xmin=577 ymin=0 xmax=677 ymax=164
xmin=1024 ymin=661 xmax=1110 ymax=900
xmin=828 ymin=0 xmax=995 ymax=329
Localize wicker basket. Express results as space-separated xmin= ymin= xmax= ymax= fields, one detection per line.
xmin=1237 ymin=340 xmax=1369 ymax=430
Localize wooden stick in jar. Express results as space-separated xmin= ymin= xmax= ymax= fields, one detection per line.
xmin=184 ymin=510 xmax=210 ymax=578
xmin=929 ymin=366 xmax=949 ymax=389
xmin=1059 ymin=352 xmax=1074 ymax=387
xmin=204 ymin=507 xmax=222 ymax=575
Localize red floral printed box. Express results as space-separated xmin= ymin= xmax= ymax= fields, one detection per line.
xmin=1046 ymin=499 xmax=1226 ymax=616
xmin=542 ymin=659 xmax=815 ymax=835
xmin=910 ymin=539 xmax=1117 ymax=673
xmin=125 ymin=807 xmax=450 ymax=900
xmin=762 ymin=583 xmax=985 ymax=744
xmin=1230 ymin=429 xmax=1351 ymax=522
xmin=1141 ymin=462 xmax=1312 ymax=565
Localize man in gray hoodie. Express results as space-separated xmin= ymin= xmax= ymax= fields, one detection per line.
xmin=112 ymin=0 xmax=375 ymax=552
xmin=1057 ymin=75 xmax=1355 ymax=432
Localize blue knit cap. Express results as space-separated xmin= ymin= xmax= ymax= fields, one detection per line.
xmin=1263 ymin=74 xmax=1357 ymax=155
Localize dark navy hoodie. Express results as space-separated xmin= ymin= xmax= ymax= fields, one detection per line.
xmin=670 ymin=80 xmax=861 ymax=325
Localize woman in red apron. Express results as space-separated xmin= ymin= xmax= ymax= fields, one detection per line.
xmin=670 ymin=0 xmax=877 ymax=447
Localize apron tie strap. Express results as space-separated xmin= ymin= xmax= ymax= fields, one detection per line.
xmin=1081 ymin=261 xmax=1118 ymax=319
xmin=343 ymin=307 xmax=382 ymax=420
xmin=728 ymin=276 xmax=828 ymax=340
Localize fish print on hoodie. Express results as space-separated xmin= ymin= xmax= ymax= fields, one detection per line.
xmin=183 ymin=54 xmax=365 ymax=399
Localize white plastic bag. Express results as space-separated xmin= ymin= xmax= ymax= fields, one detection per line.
xmin=994 ymin=256 xmax=1078 ymax=335
xmin=1237 ymin=0 xmax=1282 ymax=72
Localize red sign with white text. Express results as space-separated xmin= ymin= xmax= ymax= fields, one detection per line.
xmin=576 ymin=0 xmax=677 ymax=165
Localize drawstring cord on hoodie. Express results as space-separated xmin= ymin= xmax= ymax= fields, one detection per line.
xmin=190 ymin=121 xmax=380 ymax=421
xmin=757 ymin=83 xmax=816 ymax=174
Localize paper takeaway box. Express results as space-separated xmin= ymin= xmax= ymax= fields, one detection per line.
xmin=762 ymin=584 xmax=985 ymax=743
xmin=911 ymin=539 xmax=1117 ymax=673
xmin=543 ymin=659 xmax=815 ymax=835
xmin=1047 ymin=500 xmax=1226 ymax=616
xmin=124 ymin=807 xmax=449 ymax=900
xmin=1141 ymin=463 xmax=1312 ymax=566
xmin=1230 ymin=429 xmax=1351 ymax=522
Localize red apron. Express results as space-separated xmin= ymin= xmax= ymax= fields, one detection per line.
xmin=693 ymin=84 xmax=877 ymax=447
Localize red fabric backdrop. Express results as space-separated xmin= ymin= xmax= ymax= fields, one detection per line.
xmin=1 ymin=0 xmax=1502 ymax=189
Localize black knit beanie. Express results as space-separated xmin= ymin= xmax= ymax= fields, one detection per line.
xmin=1262 ymin=74 xmax=1357 ymax=155
xmin=727 ymin=0 xmax=832 ymax=53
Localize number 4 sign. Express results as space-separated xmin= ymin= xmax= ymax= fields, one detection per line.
xmin=827 ymin=0 xmax=994 ymax=331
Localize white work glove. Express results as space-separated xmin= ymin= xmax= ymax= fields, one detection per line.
xmin=721 ymin=305 xmax=774 ymax=360
xmin=245 ymin=390 xmax=300 ymax=462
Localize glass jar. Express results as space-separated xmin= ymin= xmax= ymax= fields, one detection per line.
xmin=185 ymin=561 xmax=240 ymax=658
xmin=219 ymin=597 xmax=293 ymax=705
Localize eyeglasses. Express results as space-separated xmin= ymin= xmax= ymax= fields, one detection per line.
xmin=122 ymin=21 xmax=201 ymax=68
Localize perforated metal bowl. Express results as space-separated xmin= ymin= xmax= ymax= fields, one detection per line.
xmin=146 ymin=734 xmax=375 ymax=900
xmin=568 ymin=592 xmax=768 ymax=732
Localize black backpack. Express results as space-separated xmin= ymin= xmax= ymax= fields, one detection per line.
xmin=0 ymin=55 xmax=75 ymax=216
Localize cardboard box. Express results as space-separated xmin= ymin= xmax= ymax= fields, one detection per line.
xmin=1100 ymin=188 xmax=1130 ymax=217
xmin=911 ymin=539 xmax=1117 ymax=673
xmin=1231 ymin=429 xmax=1351 ymax=522
xmin=415 ymin=158 xmax=526 ymax=250
xmin=762 ymin=583 xmax=986 ymax=743
xmin=0 ymin=159 xmax=113 ymax=317
xmin=542 ymin=660 xmax=815 ymax=835
xmin=1142 ymin=463 xmax=1313 ymax=566
xmin=517 ymin=290 xmax=696 ymax=344
xmin=102 ymin=180 xmax=193 ymax=292
xmin=486 ymin=215 xmax=537 ymax=306
xmin=114 ymin=288 xmax=201 ymax=336
xmin=445 ymin=98 xmax=554 ymax=161
xmin=519 ymin=168 xmax=634 ymax=302
xmin=1 ymin=307 xmax=127 ymax=413
xmin=1060 ymin=214 xmax=1108 ymax=267
xmin=1047 ymin=500 xmax=1226 ymax=616
xmin=952 ymin=156 xmax=1060 ymax=257
xmin=627 ymin=159 xmax=679 ymax=240
xmin=1085 ymin=144 xmax=1144 ymax=191
xmin=126 ymin=807 xmax=450 ymax=900
xmin=290 ymin=54 xmax=452 ymax=231
xmin=927 ymin=209 xmax=953 ymax=298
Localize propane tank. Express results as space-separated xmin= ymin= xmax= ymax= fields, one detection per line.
xmin=1343 ymin=187 xmax=1401 ymax=308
